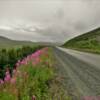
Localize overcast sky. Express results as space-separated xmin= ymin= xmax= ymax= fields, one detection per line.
xmin=0 ymin=0 xmax=100 ymax=43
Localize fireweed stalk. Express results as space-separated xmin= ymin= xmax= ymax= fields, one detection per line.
xmin=0 ymin=47 xmax=49 ymax=84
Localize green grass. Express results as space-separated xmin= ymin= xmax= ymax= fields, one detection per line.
xmin=63 ymin=27 xmax=100 ymax=54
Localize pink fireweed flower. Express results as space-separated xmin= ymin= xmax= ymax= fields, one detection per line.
xmin=35 ymin=57 xmax=41 ymax=63
xmin=82 ymin=96 xmax=98 ymax=100
xmin=32 ymin=61 xmax=37 ymax=66
xmin=32 ymin=57 xmax=41 ymax=66
xmin=37 ymin=50 xmax=42 ymax=54
xmin=10 ymin=77 xmax=16 ymax=84
xmin=0 ymin=79 xmax=4 ymax=84
xmin=16 ymin=60 xmax=21 ymax=67
xmin=13 ymin=69 xmax=16 ymax=74
xmin=5 ymin=71 xmax=10 ymax=75
xmin=21 ymin=61 xmax=25 ymax=65
xmin=32 ymin=95 xmax=36 ymax=100
xmin=19 ymin=58 xmax=28 ymax=65
xmin=4 ymin=74 xmax=11 ymax=82
xmin=16 ymin=62 xmax=20 ymax=67
xmin=18 ymin=60 xmax=21 ymax=63
xmin=33 ymin=51 xmax=41 ymax=57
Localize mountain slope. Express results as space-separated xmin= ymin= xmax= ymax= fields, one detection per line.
xmin=0 ymin=36 xmax=35 ymax=49
xmin=63 ymin=27 xmax=100 ymax=53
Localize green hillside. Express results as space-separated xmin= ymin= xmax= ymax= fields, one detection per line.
xmin=0 ymin=36 xmax=36 ymax=49
xmin=63 ymin=27 xmax=100 ymax=53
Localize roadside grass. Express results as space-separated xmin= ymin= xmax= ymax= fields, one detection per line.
xmin=63 ymin=28 xmax=100 ymax=54
xmin=63 ymin=37 xmax=100 ymax=54
xmin=0 ymin=47 xmax=69 ymax=100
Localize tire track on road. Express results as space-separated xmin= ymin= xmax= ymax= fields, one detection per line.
xmin=53 ymin=47 xmax=100 ymax=98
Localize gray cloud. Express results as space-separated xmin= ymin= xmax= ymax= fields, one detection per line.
xmin=0 ymin=0 xmax=100 ymax=43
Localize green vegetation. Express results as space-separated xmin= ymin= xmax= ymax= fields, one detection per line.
xmin=0 ymin=46 xmax=43 ymax=78
xmin=63 ymin=27 xmax=100 ymax=54
xmin=0 ymin=36 xmax=70 ymax=99
xmin=0 ymin=36 xmax=43 ymax=78
xmin=0 ymin=48 xmax=68 ymax=100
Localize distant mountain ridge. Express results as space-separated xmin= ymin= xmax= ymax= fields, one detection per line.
xmin=63 ymin=27 xmax=100 ymax=53
xmin=0 ymin=35 xmax=35 ymax=49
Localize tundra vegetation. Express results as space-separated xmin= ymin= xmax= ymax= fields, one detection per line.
xmin=0 ymin=46 xmax=43 ymax=78
xmin=63 ymin=28 xmax=100 ymax=54
xmin=0 ymin=47 xmax=69 ymax=100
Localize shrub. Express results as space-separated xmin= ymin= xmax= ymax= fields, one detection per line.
xmin=0 ymin=45 xmax=43 ymax=78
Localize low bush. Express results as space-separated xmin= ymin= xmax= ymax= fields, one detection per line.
xmin=0 ymin=45 xmax=43 ymax=78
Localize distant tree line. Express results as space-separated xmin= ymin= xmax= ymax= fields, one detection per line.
xmin=0 ymin=45 xmax=43 ymax=78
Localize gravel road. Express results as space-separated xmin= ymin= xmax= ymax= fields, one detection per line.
xmin=53 ymin=47 xmax=100 ymax=99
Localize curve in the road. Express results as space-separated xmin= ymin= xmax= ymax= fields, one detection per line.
xmin=53 ymin=47 xmax=100 ymax=99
